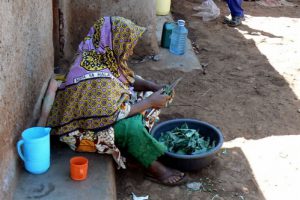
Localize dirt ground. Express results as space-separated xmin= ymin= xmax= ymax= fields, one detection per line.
xmin=116 ymin=0 xmax=300 ymax=199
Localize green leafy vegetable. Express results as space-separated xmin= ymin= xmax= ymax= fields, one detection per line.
xmin=162 ymin=84 xmax=174 ymax=96
xmin=159 ymin=123 xmax=216 ymax=155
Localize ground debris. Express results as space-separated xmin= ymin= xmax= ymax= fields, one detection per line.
xmin=191 ymin=41 xmax=201 ymax=54
xmin=201 ymin=62 xmax=209 ymax=74
xmin=186 ymin=182 xmax=203 ymax=191
xmin=221 ymin=149 xmax=228 ymax=155
xmin=131 ymin=192 xmax=149 ymax=200
xmin=201 ymin=62 xmax=209 ymax=68
xmin=129 ymin=55 xmax=161 ymax=64
xmin=211 ymin=194 xmax=224 ymax=200
xmin=197 ymin=177 xmax=221 ymax=194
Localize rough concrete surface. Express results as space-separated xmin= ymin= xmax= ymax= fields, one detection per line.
xmin=14 ymin=143 xmax=116 ymax=200
xmin=154 ymin=15 xmax=202 ymax=72
xmin=60 ymin=0 xmax=159 ymax=62
xmin=0 ymin=0 xmax=53 ymax=199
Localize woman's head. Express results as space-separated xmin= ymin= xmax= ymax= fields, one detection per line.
xmin=109 ymin=16 xmax=146 ymax=84
xmin=111 ymin=16 xmax=146 ymax=62
xmin=75 ymin=16 xmax=146 ymax=85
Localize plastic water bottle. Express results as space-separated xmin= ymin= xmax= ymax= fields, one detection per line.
xmin=169 ymin=20 xmax=188 ymax=55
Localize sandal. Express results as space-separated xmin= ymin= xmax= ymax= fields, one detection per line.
xmin=145 ymin=170 xmax=187 ymax=186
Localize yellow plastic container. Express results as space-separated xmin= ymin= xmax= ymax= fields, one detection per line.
xmin=156 ymin=0 xmax=171 ymax=16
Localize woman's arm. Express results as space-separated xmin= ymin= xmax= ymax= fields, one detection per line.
xmin=127 ymin=89 xmax=170 ymax=117
xmin=133 ymin=76 xmax=163 ymax=92
xmin=37 ymin=78 xmax=61 ymax=126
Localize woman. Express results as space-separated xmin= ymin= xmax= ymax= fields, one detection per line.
xmin=41 ymin=16 xmax=186 ymax=186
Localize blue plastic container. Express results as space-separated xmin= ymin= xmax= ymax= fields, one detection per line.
xmin=161 ymin=22 xmax=176 ymax=48
xmin=17 ymin=127 xmax=51 ymax=174
xmin=169 ymin=20 xmax=188 ymax=55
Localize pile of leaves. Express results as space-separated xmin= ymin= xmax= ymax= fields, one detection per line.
xmin=159 ymin=123 xmax=216 ymax=155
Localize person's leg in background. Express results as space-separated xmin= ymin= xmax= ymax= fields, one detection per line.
xmin=224 ymin=0 xmax=244 ymax=27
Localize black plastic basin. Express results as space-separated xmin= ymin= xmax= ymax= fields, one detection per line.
xmin=151 ymin=118 xmax=224 ymax=171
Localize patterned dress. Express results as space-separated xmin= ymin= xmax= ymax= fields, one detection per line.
xmin=47 ymin=17 xmax=164 ymax=169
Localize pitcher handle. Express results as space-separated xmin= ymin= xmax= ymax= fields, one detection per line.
xmin=17 ymin=140 xmax=25 ymax=161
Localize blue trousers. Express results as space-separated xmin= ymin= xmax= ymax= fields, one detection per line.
xmin=226 ymin=0 xmax=244 ymax=17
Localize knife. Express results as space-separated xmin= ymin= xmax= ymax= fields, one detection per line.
xmin=146 ymin=77 xmax=182 ymax=118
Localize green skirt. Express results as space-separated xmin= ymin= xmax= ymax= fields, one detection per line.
xmin=113 ymin=114 xmax=167 ymax=168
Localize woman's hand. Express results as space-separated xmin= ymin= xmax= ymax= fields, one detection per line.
xmin=127 ymin=89 xmax=173 ymax=117
xmin=148 ymin=90 xmax=171 ymax=109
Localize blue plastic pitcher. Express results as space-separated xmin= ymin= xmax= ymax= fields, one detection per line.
xmin=17 ymin=127 xmax=51 ymax=174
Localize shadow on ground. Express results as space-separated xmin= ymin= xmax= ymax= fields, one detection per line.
xmin=117 ymin=0 xmax=300 ymax=199
xmin=117 ymin=148 xmax=265 ymax=200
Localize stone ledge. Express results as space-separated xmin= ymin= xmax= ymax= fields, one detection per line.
xmin=154 ymin=14 xmax=203 ymax=72
xmin=14 ymin=141 xmax=116 ymax=200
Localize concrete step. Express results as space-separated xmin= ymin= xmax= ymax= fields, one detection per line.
xmin=154 ymin=14 xmax=203 ymax=72
xmin=14 ymin=140 xmax=116 ymax=200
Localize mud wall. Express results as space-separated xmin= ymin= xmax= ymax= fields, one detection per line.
xmin=58 ymin=0 xmax=159 ymax=62
xmin=0 ymin=1 xmax=54 ymax=199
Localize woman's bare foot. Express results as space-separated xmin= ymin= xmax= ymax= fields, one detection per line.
xmin=146 ymin=161 xmax=186 ymax=186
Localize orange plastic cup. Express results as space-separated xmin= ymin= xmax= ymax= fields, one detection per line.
xmin=70 ymin=156 xmax=88 ymax=181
